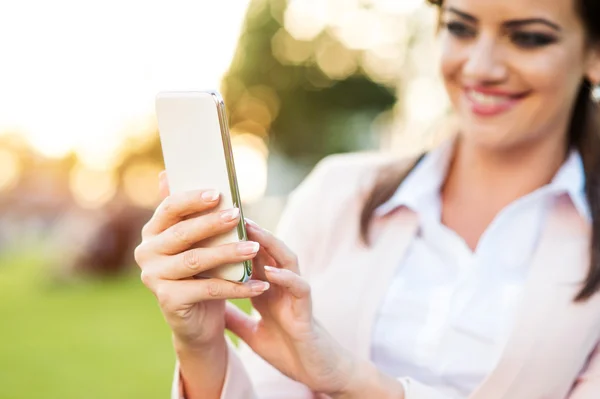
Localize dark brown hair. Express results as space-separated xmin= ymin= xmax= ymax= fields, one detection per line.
xmin=360 ymin=0 xmax=600 ymax=301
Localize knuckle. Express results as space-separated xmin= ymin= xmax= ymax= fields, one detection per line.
xmin=231 ymin=283 xmax=244 ymax=297
xmin=140 ymin=222 xmax=151 ymax=240
xmin=283 ymin=252 xmax=299 ymax=266
xmin=182 ymin=249 xmax=202 ymax=270
xmin=209 ymin=214 xmax=225 ymax=231
xmin=170 ymin=223 xmax=192 ymax=246
xmin=160 ymin=196 xmax=177 ymax=218
xmin=140 ymin=269 xmax=156 ymax=288
xmin=302 ymin=282 xmax=312 ymax=295
xmin=133 ymin=244 xmax=146 ymax=265
xmin=155 ymin=284 xmax=174 ymax=310
xmin=206 ymin=280 xmax=223 ymax=298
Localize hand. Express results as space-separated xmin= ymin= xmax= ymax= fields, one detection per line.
xmin=134 ymin=172 xmax=270 ymax=350
xmin=225 ymin=221 xmax=405 ymax=398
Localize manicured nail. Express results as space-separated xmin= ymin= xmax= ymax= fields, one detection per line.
xmin=237 ymin=241 xmax=260 ymax=255
xmin=201 ymin=190 xmax=219 ymax=202
xmin=264 ymin=265 xmax=280 ymax=273
xmin=248 ymin=280 xmax=270 ymax=292
xmin=245 ymin=218 xmax=259 ymax=227
xmin=221 ymin=208 xmax=240 ymax=221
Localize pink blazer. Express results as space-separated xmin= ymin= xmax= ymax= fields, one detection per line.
xmin=173 ymin=153 xmax=600 ymax=399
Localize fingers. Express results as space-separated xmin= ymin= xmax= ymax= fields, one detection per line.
xmin=156 ymin=241 xmax=260 ymax=280
xmin=142 ymin=189 xmax=221 ymax=238
xmin=146 ymin=279 xmax=270 ymax=312
xmin=246 ymin=219 xmax=300 ymax=273
xmin=263 ymin=266 xmax=312 ymax=322
xmin=155 ymin=207 xmax=241 ymax=254
xmin=264 ymin=266 xmax=310 ymax=299
xmin=247 ymin=247 xmax=275 ymax=282
xmin=224 ymin=302 xmax=259 ymax=347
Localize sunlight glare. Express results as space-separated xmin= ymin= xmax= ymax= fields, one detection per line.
xmin=122 ymin=161 xmax=163 ymax=209
xmin=232 ymin=134 xmax=268 ymax=203
xmin=372 ymin=0 xmax=423 ymax=14
xmin=0 ymin=148 xmax=22 ymax=192
xmin=69 ymin=165 xmax=117 ymax=209
xmin=0 ymin=0 xmax=251 ymax=161
xmin=284 ymin=0 xmax=328 ymax=41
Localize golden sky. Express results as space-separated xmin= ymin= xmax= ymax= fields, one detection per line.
xmin=0 ymin=0 xmax=252 ymax=167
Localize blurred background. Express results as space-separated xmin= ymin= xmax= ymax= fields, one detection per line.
xmin=0 ymin=0 xmax=451 ymax=397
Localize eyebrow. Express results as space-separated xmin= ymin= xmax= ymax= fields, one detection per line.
xmin=444 ymin=7 xmax=562 ymax=32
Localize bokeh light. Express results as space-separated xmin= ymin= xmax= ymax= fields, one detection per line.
xmin=69 ymin=165 xmax=117 ymax=209
xmin=272 ymin=28 xmax=314 ymax=65
xmin=0 ymin=0 xmax=252 ymax=161
xmin=283 ymin=0 xmax=328 ymax=41
xmin=0 ymin=148 xmax=22 ymax=192
xmin=315 ymin=38 xmax=358 ymax=80
xmin=122 ymin=161 xmax=163 ymax=209
xmin=233 ymin=94 xmax=274 ymax=131
xmin=232 ymin=134 xmax=268 ymax=203
xmin=405 ymin=76 xmax=450 ymax=124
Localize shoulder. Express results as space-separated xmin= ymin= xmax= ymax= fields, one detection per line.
xmin=277 ymin=151 xmax=420 ymax=279
xmin=291 ymin=151 xmax=418 ymax=204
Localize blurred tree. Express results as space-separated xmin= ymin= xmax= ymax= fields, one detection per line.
xmin=0 ymin=1 xmax=438 ymax=279
xmin=113 ymin=0 xmax=431 ymax=197
xmin=221 ymin=0 xmax=398 ymax=170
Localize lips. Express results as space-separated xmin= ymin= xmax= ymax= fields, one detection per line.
xmin=464 ymin=88 xmax=529 ymax=116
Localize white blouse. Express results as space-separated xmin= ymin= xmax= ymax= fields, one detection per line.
xmin=371 ymin=141 xmax=590 ymax=398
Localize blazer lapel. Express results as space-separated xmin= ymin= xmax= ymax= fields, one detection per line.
xmin=472 ymin=195 xmax=600 ymax=399
xmin=310 ymin=207 xmax=418 ymax=359
xmin=355 ymin=208 xmax=419 ymax=358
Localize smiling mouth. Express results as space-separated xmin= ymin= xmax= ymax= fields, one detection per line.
xmin=464 ymin=89 xmax=529 ymax=116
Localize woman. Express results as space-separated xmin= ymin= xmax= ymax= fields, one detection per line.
xmin=134 ymin=0 xmax=600 ymax=397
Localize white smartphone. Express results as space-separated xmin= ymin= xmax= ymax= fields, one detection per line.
xmin=155 ymin=90 xmax=252 ymax=283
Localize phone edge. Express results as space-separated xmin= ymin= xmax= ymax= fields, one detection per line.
xmin=208 ymin=90 xmax=252 ymax=283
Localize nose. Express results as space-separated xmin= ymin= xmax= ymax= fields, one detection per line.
xmin=462 ymin=34 xmax=507 ymax=84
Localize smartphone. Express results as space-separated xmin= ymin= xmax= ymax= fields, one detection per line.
xmin=155 ymin=91 xmax=251 ymax=283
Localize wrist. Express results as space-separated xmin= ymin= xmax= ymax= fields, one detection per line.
xmin=173 ymin=333 xmax=228 ymax=364
xmin=331 ymin=360 xmax=405 ymax=399
xmin=173 ymin=334 xmax=229 ymax=399
xmin=173 ymin=333 xmax=225 ymax=354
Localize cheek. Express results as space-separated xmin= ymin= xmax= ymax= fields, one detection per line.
xmin=511 ymin=50 xmax=574 ymax=93
xmin=509 ymin=46 xmax=585 ymax=120
xmin=440 ymin=41 xmax=467 ymax=103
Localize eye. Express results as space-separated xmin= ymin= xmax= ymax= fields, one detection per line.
xmin=510 ymin=32 xmax=557 ymax=48
xmin=443 ymin=21 xmax=476 ymax=39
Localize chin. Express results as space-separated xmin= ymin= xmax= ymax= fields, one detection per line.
xmin=458 ymin=123 xmax=525 ymax=151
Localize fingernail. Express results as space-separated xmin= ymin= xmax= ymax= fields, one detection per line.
xmin=221 ymin=208 xmax=240 ymax=221
xmin=245 ymin=218 xmax=259 ymax=227
xmin=237 ymin=241 xmax=260 ymax=255
xmin=248 ymin=280 xmax=270 ymax=292
xmin=264 ymin=265 xmax=280 ymax=273
xmin=202 ymin=190 xmax=220 ymax=202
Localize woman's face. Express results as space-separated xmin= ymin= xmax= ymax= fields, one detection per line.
xmin=440 ymin=0 xmax=600 ymax=151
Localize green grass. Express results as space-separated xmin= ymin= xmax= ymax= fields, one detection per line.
xmin=0 ymin=245 xmax=250 ymax=399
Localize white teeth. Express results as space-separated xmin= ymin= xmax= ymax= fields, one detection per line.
xmin=468 ymin=90 xmax=509 ymax=106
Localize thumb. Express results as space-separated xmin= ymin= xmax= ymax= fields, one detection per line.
xmin=224 ymin=301 xmax=259 ymax=348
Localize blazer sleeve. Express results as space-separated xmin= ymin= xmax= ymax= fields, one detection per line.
xmin=171 ymin=156 xmax=343 ymax=399
xmin=568 ymin=343 xmax=600 ymax=398
xmin=171 ymin=337 xmax=312 ymax=399
xmin=170 ymin=338 xmax=260 ymax=399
